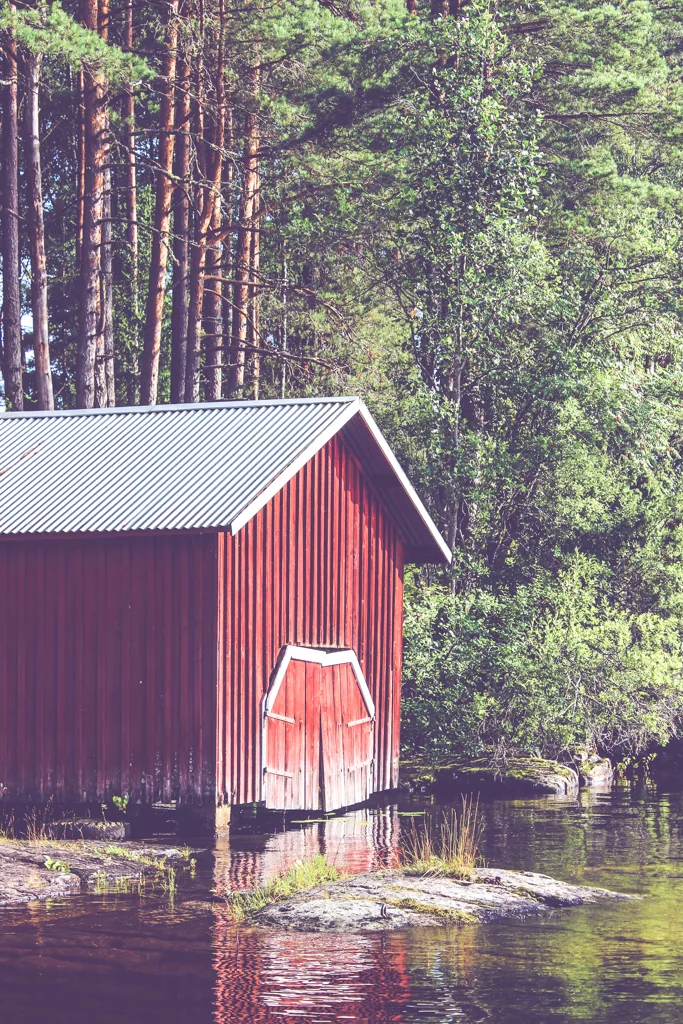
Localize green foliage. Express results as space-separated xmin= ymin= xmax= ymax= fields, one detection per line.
xmin=111 ymin=794 xmax=130 ymax=815
xmin=313 ymin=0 xmax=683 ymax=759
xmin=0 ymin=1 xmax=148 ymax=81
xmin=44 ymin=856 xmax=70 ymax=873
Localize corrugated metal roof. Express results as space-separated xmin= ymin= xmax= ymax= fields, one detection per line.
xmin=0 ymin=397 xmax=450 ymax=564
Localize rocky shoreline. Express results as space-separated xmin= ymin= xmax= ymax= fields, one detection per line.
xmin=401 ymin=754 xmax=614 ymax=797
xmin=0 ymin=839 xmax=192 ymax=906
xmin=0 ymin=839 xmax=634 ymax=933
xmin=254 ymin=867 xmax=634 ymax=932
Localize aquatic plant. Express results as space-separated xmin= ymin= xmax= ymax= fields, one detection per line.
xmin=401 ymin=796 xmax=484 ymax=880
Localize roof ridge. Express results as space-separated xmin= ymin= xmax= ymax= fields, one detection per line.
xmin=0 ymin=396 xmax=358 ymax=420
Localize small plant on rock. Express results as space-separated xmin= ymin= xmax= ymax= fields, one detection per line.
xmin=112 ymin=794 xmax=130 ymax=815
xmin=224 ymin=855 xmax=344 ymax=921
xmin=44 ymin=857 xmax=70 ymax=874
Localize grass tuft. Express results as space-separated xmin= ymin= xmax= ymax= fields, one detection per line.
xmin=401 ymin=795 xmax=484 ymax=880
xmin=224 ymin=854 xmax=344 ymax=921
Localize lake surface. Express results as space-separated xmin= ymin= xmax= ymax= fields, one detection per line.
xmin=1 ymin=782 xmax=682 ymax=1023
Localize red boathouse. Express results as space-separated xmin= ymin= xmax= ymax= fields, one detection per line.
xmin=0 ymin=398 xmax=449 ymax=828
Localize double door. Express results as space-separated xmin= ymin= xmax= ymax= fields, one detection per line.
xmin=262 ymin=647 xmax=375 ymax=812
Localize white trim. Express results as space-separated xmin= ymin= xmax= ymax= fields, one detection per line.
xmin=260 ymin=644 xmax=375 ymax=803
xmin=265 ymin=711 xmax=295 ymax=724
xmin=264 ymin=645 xmax=375 ymax=719
xmin=229 ymin=399 xmax=362 ymax=536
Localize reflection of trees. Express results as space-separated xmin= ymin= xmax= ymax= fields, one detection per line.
xmin=451 ymin=788 xmax=683 ymax=1023
xmin=474 ymin=787 xmax=677 ymax=883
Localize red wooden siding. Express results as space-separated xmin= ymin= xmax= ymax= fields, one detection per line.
xmin=217 ymin=433 xmax=405 ymax=808
xmin=0 ymin=434 xmax=405 ymax=812
xmin=0 ymin=533 xmax=218 ymax=805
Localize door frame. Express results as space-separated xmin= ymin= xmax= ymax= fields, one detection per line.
xmin=261 ymin=645 xmax=375 ymax=803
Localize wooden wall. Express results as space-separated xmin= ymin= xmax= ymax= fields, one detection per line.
xmin=0 ymin=533 xmax=218 ymax=804
xmin=0 ymin=434 xmax=405 ymax=810
xmin=216 ymin=433 xmax=405 ymax=807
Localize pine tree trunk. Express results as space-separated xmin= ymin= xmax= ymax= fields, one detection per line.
xmin=100 ymin=153 xmax=115 ymax=406
xmin=220 ymin=105 xmax=233 ymax=387
xmin=25 ymin=50 xmax=54 ymax=411
xmin=140 ymin=0 xmax=179 ymax=406
xmin=98 ymin=0 xmax=115 ymax=407
xmin=183 ymin=0 xmax=207 ymax=403
xmin=185 ymin=0 xmax=225 ymax=403
xmin=170 ymin=52 xmax=191 ymax=403
xmin=203 ymin=0 xmax=227 ymax=402
xmin=77 ymin=0 xmax=106 ymax=408
xmin=1 ymin=12 xmax=23 ymax=410
xmin=124 ymin=0 xmax=137 ymax=301
xmin=200 ymin=0 xmax=227 ymax=399
xmin=76 ymin=69 xmax=85 ymax=271
xmin=203 ymin=194 xmax=223 ymax=401
xmin=248 ymin=184 xmax=260 ymax=399
xmin=228 ymin=67 xmax=260 ymax=399
xmin=123 ymin=0 xmax=138 ymax=403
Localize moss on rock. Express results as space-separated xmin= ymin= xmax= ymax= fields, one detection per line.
xmin=401 ymin=755 xmax=579 ymax=796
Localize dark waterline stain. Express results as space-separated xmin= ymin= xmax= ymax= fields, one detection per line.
xmin=1 ymin=786 xmax=682 ymax=1023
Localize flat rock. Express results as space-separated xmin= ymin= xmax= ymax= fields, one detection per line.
xmin=401 ymin=756 xmax=579 ymax=797
xmin=0 ymin=839 xmax=188 ymax=906
xmin=254 ymin=868 xmax=633 ymax=932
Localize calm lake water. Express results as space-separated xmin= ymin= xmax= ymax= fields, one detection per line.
xmin=1 ymin=783 xmax=682 ymax=1023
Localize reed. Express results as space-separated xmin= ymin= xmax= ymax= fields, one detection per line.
xmin=402 ymin=795 xmax=484 ymax=879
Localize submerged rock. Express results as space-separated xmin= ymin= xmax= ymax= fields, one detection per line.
xmin=0 ymin=839 xmax=190 ymax=906
xmin=254 ymin=868 xmax=633 ymax=932
xmin=48 ymin=819 xmax=131 ymax=841
xmin=401 ymin=756 xmax=579 ymax=797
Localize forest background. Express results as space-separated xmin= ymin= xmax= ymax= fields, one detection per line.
xmin=2 ymin=0 xmax=683 ymax=762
